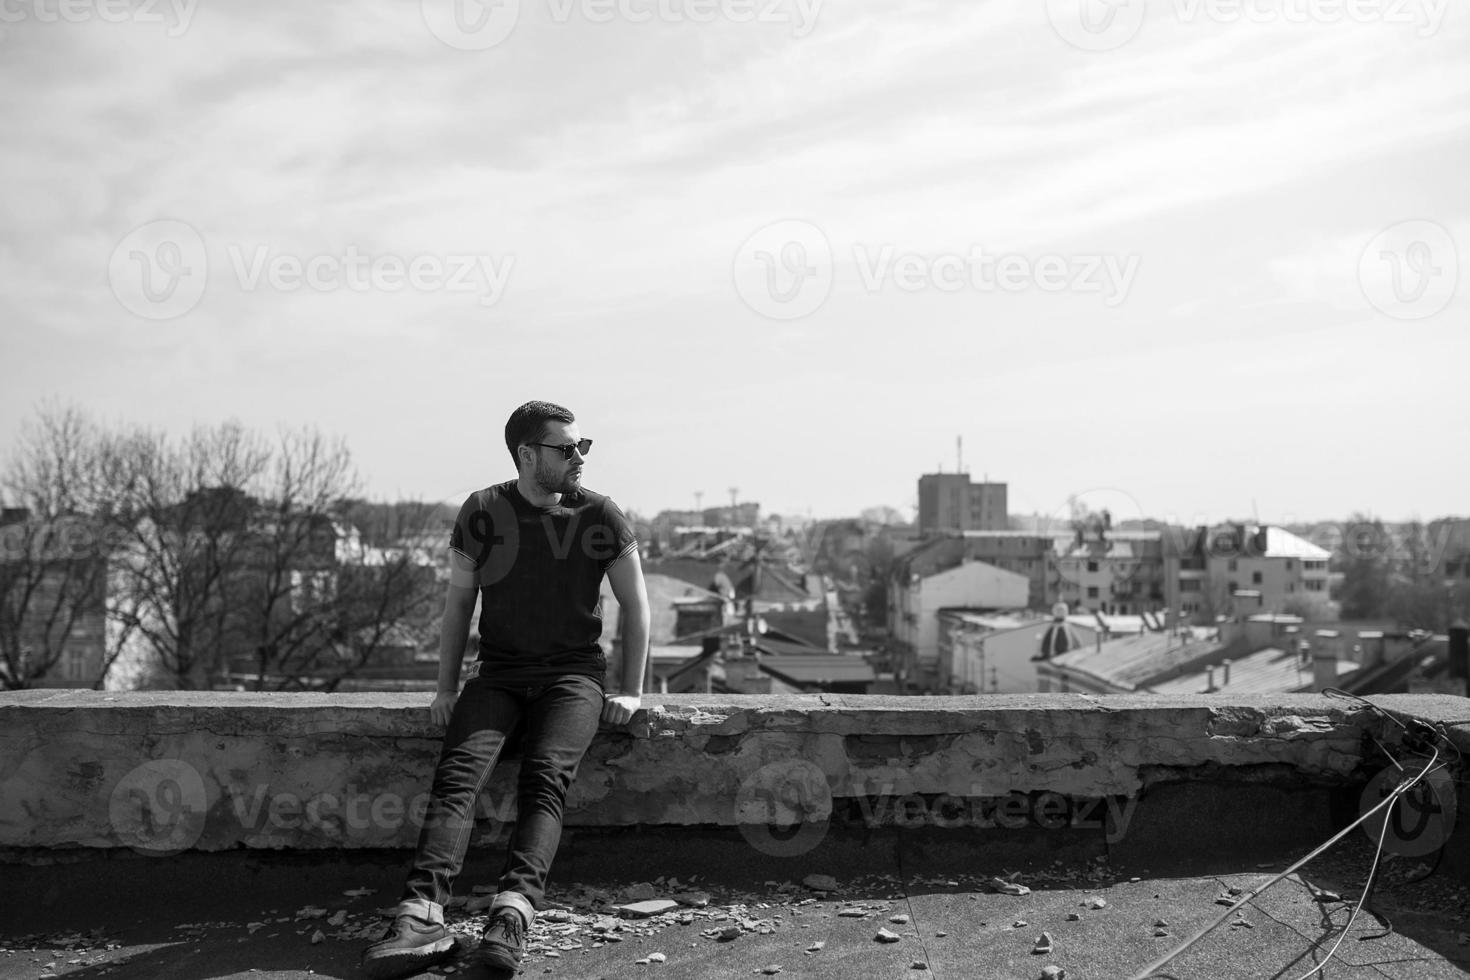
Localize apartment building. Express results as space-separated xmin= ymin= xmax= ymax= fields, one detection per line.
xmin=1176 ymin=524 xmax=1333 ymax=621
xmin=917 ymin=473 xmax=1008 ymax=533
xmin=887 ymin=537 xmax=1029 ymax=691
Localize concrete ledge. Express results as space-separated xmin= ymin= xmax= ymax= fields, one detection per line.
xmin=1 ymin=691 xmax=1465 ymax=854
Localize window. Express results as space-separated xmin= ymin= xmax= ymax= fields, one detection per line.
xmin=1228 ymin=559 xmax=1237 ymax=572
xmin=1180 ymin=580 xmax=1201 ymax=593
xmin=1087 ymin=586 xmax=1099 ymax=598
xmin=1252 ymin=571 xmax=1262 ymax=585
xmin=1087 ymin=561 xmax=1099 ymax=573
xmin=1228 ymin=581 xmax=1239 ymax=593
xmin=1286 ymin=560 xmax=1294 ymax=571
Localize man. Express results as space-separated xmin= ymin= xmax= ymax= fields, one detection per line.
xmin=362 ymin=401 xmax=650 ymax=978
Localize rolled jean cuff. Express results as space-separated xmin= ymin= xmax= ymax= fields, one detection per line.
xmin=490 ymin=890 xmax=536 ymax=926
xmin=397 ymin=898 xmax=444 ymax=925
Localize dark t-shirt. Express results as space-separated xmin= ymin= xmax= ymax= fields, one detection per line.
xmin=448 ymin=481 xmax=637 ymax=686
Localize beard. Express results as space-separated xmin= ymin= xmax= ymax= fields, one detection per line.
xmin=533 ymin=455 xmax=581 ymax=496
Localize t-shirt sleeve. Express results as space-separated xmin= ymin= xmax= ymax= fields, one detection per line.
xmin=602 ymin=497 xmax=639 ymax=571
xmin=447 ymin=493 xmax=483 ymax=588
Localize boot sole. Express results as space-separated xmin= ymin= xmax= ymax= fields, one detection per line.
xmin=360 ymin=937 xmax=457 ymax=979
xmin=477 ymin=943 xmax=523 ymax=972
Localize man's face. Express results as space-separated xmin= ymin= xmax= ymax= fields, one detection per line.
xmin=526 ymin=421 xmax=585 ymax=495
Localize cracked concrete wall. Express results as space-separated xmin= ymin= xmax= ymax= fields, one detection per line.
xmin=0 ymin=691 xmax=1464 ymax=852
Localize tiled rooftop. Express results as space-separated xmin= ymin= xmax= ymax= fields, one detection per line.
xmin=1149 ymin=645 xmax=1357 ymax=696
xmin=1048 ymin=631 xmax=1230 ymax=692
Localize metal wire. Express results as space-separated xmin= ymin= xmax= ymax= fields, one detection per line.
xmin=1125 ymin=744 xmax=1443 ymax=980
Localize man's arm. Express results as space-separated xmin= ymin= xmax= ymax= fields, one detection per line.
xmin=602 ymin=549 xmax=649 ymax=726
xmin=430 ymin=581 xmax=478 ymax=727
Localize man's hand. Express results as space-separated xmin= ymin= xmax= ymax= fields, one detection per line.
xmin=601 ymin=693 xmax=641 ymax=726
xmin=429 ymin=691 xmax=458 ymax=727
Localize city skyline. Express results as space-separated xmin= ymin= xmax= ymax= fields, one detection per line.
xmin=2 ymin=3 xmax=1465 ymax=526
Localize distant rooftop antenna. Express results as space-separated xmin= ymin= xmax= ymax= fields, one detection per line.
xmin=957 ymin=435 xmax=963 ymax=474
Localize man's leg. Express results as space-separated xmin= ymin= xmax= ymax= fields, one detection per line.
xmin=362 ymin=679 xmax=523 ymax=979
xmin=479 ymin=674 xmax=603 ymax=970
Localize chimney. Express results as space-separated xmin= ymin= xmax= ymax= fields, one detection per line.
xmin=1449 ymin=622 xmax=1468 ymax=681
xmin=1221 ymin=658 xmax=1231 ymax=687
xmin=1312 ymin=630 xmax=1340 ymax=691
xmin=1205 ymin=665 xmax=1216 ymax=692
xmin=1232 ymin=590 xmax=1263 ymax=618
xmin=1356 ymin=631 xmax=1385 ymax=668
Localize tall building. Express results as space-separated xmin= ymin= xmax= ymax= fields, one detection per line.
xmin=917 ymin=473 xmax=1008 ymax=533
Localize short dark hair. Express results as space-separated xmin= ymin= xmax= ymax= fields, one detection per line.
xmin=504 ymin=401 xmax=575 ymax=469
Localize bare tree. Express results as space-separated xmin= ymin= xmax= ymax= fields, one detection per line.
xmin=6 ymin=406 xmax=459 ymax=691
xmin=105 ymin=421 xmax=272 ymax=688
xmin=221 ymin=429 xmax=441 ymax=691
xmin=0 ymin=404 xmax=117 ymax=688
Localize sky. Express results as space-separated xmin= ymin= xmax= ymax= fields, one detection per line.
xmin=1 ymin=0 xmax=1466 ymax=527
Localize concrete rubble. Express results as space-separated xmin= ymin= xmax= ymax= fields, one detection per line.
xmin=3 ymin=842 xmax=1468 ymax=978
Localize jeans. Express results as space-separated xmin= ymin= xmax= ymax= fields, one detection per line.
xmin=401 ymin=672 xmax=603 ymax=914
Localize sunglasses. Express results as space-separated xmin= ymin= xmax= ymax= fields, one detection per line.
xmin=532 ymin=438 xmax=592 ymax=460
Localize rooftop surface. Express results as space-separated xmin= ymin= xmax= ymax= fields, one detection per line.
xmin=4 ymin=830 xmax=1467 ymax=980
